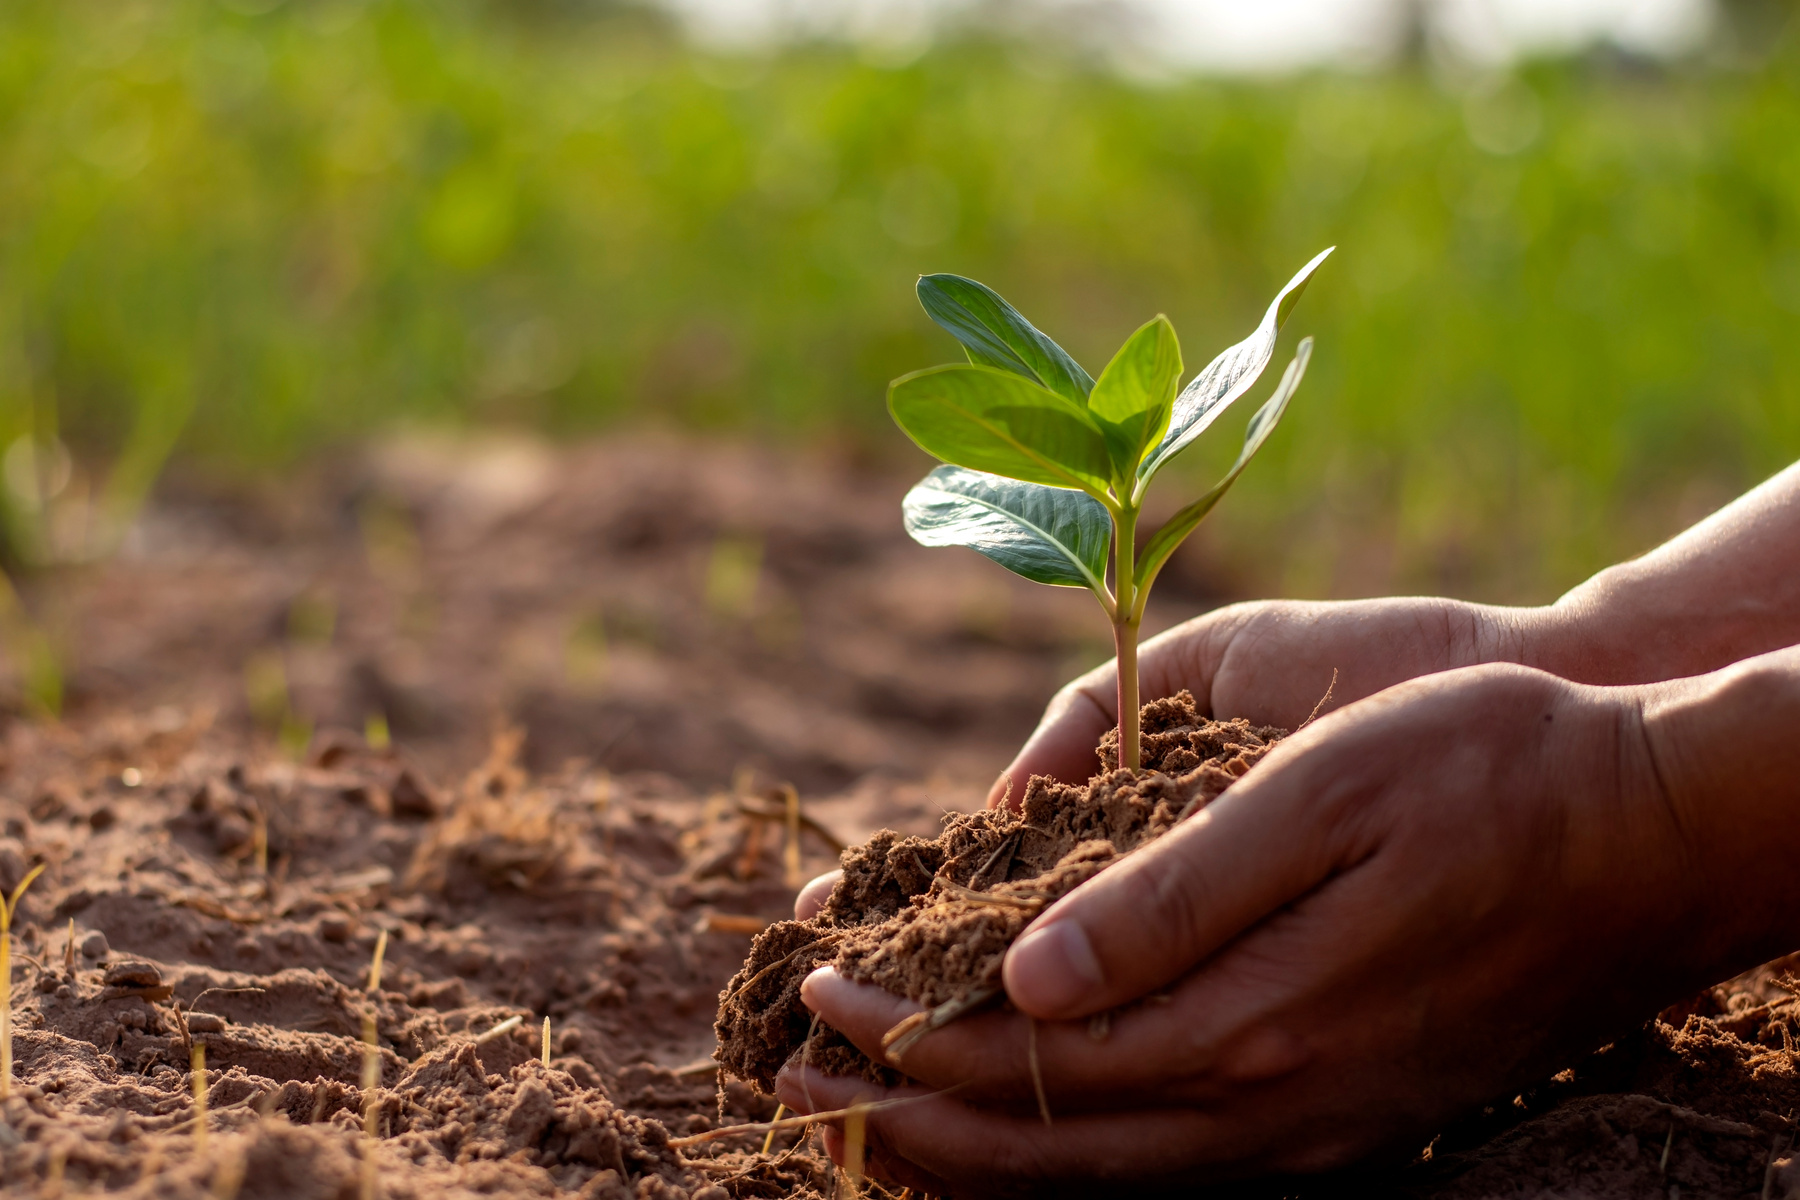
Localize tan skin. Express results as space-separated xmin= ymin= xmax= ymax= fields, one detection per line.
xmin=780 ymin=463 xmax=1800 ymax=1195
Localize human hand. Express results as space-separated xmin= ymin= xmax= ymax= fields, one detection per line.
xmin=988 ymin=595 xmax=1550 ymax=808
xmin=793 ymin=596 xmax=1549 ymax=920
xmin=777 ymin=663 xmax=1735 ymax=1194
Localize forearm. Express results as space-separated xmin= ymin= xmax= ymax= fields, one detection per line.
xmin=1642 ymin=644 xmax=1800 ymax=975
xmin=1527 ymin=462 xmax=1800 ymax=685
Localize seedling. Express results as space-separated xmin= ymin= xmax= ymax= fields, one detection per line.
xmin=0 ymin=862 xmax=45 ymax=1100
xmin=890 ymin=249 xmax=1331 ymax=770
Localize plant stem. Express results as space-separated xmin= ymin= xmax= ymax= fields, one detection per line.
xmin=1113 ymin=616 xmax=1140 ymax=771
xmin=1112 ymin=506 xmax=1141 ymax=772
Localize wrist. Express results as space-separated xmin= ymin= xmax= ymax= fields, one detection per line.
xmin=1639 ymin=648 xmax=1800 ymax=976
xmin=1507 ymin=586 xmax=1640 ymax=686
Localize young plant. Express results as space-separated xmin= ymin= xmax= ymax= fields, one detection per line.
xmin=890 ymin=248 xmax=1332 ymax=771
xmin=0 ymin=862 xmax=45 ymax=1100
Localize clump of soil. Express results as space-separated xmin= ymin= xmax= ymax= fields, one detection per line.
xmin=715 ymin=692 xmax=1283 ymax=1092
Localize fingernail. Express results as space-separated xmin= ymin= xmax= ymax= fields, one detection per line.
xmin=1004 ymin=921 xmax=1104 ymax=1015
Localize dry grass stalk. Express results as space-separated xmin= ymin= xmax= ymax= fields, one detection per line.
xmin=250 ymin=803 xmax=269 ymax=877
xmin=666 ymin=1093 xmax=942 ymax=1150
xmin=932 ymin=880 xmax=1044 ymax=911
xmin=474 ymin=1014 xmax=522 ymax=1044
xmin=361 ymin=1010 xmax=380 ymax=1200
xmin=840 ymin=1103 xmax=868 ymax=1198
xmin=366 ymin=929 xmax=388 ymax=993
xmin=781 ymin=785 xmax=803 ymax=888
xmin=45 ymin=1143 xmax=65 ymax=1200
xmin=1026 ymin=1017 xmax=1051 ymax=1127
xmin=62 ymin=917 xmax=73 ymax=975
xmin=0 ymin=862 xmax=46 ymax=1100
xmin=881 ymin=986 xmax=1000 ymax=1063
xmin=211 ymin=1138 xmax=247 ymax=1200
xmin=191 ymin=1043 xmax=209 ymax=1152
xmin=735 ymin=793 xmax=846 ymax=854
xmin=734 ymin=811 xmax=768 ymax=881
xmin=540 ymin=1017 xmax=551 ymax=1067
xmin=700 ymin=913 xmax=768 ymax=935
xmin=726 ymin=933 xmax=842 ymax=1001
xmin=760 ymin=1103 xmax=786 ymax=1155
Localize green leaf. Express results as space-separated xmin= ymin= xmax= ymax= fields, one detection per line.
xmin=902 ymin=466 xmax=1112 ymax=593
xmin=888 ymin=364 xmax=1114 ymax=494
xmin=1133 ymin=338 xmax=1313 ymax=601
xmin=1086 ymin=315 xmax=1181 ymax=484
xmin=1136 ymin=247 xmax=1332 ymax=490
xmin=916 ymin=274 xmax=1094 ymax=404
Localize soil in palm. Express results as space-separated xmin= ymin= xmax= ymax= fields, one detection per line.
xmin=714 ymin=692 xmax=1284 ymax=1092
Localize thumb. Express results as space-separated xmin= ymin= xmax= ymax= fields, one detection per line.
xmin=1000 ymin=731 xmax=1350 ymax=1018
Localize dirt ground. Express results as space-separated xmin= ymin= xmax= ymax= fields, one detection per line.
xmin=5 ymin=433 xmax=1800 ymax=1199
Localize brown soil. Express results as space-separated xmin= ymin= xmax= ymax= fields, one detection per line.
xmin=715 ymin=693 xmax=1282 ymax=1092
xmin=5 ymin=433 xmax=1800 ymax=1198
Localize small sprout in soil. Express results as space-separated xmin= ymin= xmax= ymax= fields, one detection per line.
xmin=541 ymin=1016 xmax=551 ymax=1067
xmin=891 ymin=249 xmax=1331 ymax=768
xmin=366 ymin=929 xmax=387 ymax=993
xmin=191 ymin=1042 xmax=209 ymax=1152
xmin=62 ymin=917 xmax=73 ymax=975
xmin=0 ymin=861 xmax=45 ymax=1100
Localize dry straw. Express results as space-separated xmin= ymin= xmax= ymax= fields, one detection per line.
xmin=666 ymin=1091 xmax=951 ymax=1150
xmin=365 ymin=929 xmax=388 ymax=993
xmin=1026 ymin=1017 xmax=1051 ymax=1127
xmin=475 ymin=1014 xmax=522 ymax=1044
xmin=541 ymin=1017 xmax=551 ymax=1067
xmin=760 ymin=1103 xmax=786 ymax=1155
xmin=781 ymin=784 xmax=803 ymax=888
xmin=0 ymin=863 xmax=46 ymax=1100
xmin=840 ymin=1103 xmax=868 ymax=1198
xmin=191 ymin=1043 xmax=209 ymax=1152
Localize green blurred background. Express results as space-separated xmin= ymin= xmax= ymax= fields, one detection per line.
xmin=2 ymin=0 xmax=1797 ymax=604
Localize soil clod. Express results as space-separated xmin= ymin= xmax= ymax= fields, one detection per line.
xmin=715 ymin=692 xmax=1284 ymax=1092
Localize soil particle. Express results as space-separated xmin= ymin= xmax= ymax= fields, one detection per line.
xmin=715 ymin=692 xmax=1284 ymax=1092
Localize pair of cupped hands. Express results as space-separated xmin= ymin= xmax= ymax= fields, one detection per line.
xmin=774 ymin=584 xmax=1800 ymax=1195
